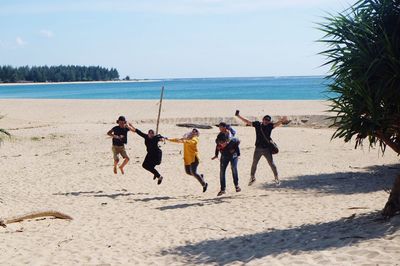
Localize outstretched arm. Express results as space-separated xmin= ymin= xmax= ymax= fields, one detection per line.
xmin=273 ymin=116 xmax=290 ymax=128
xmin=135 ymin=128 xmax=148 ymax=139
xmin=167 ymin=138 xmax=184 ymax=143
xmin=127 ymin=123 xmax=136 ymax=132
xmin=235 ymin=113 xmax=252 ymax=126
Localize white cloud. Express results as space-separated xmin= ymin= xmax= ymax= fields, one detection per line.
xmin=40 ymin=29 xmax=54 ymax=38
xmin=16 ymin=37 xmax=27 ymax=47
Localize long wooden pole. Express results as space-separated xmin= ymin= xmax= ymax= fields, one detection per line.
xmin=156 ymin=86 xmax=164 ymax=134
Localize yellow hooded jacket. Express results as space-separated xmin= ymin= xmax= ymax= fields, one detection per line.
xmin=169 ymin=136 xmax=199 ymax=165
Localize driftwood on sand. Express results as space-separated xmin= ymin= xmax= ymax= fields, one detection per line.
xmin=0 ymin=211 xmax=72 ymax=228
xmin=176 ymin=123 xmax=213 ymax=129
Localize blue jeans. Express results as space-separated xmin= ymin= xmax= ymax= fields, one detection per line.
xmin=220 ymin=154 xmax=239 ymax=191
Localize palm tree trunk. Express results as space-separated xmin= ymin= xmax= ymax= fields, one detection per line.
xmin=376 ymin=133 xmax=400 ymax=218
xmin=382 ymin=174 xmax=400 ymax=218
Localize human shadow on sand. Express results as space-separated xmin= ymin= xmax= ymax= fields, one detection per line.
xmin=156 ymin=197 xmax=233 ymax=211
xmin=53 ymin=190 xmax=141 ymax=199
xmin=161 ymin=211 xmax=400 ymax=265
xmin=53 ymin=190 xmax=105 ymax=196
xmin=263 ymin=164 xmax=400 ymax=195
xmin=133 ymin=196 xmax=177 ymax=202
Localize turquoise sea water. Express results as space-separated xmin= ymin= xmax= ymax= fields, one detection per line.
xmin=0 ymin=76 xmax=331 ymax=100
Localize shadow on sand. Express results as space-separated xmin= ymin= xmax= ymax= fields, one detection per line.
xmin=263 ymin=164 xmax=400 ymax=194
xmin=162 ymin=211 xmax=400 ymax=265
xmin=53 ymin=190 xmax=144 ymax=199
xmin=156 ymin=197 xmax=233 ymax=211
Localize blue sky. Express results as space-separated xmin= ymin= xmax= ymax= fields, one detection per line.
xmin=0 ymin=0 xmax=353 ymax=79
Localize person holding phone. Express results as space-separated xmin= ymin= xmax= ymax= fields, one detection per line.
xmin=107 ymin=116 xmax=135 ymax=175
xmin=235 ymin=110 xmax=289 ymax=186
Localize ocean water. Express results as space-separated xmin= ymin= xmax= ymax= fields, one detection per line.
xmin=0 ymin=76 xmax=331 ymax=100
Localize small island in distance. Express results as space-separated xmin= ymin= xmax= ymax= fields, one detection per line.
xmin=0 ymin=65 xmax=128 ymax=84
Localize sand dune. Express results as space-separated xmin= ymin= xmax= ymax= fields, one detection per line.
xmin=0 ymin=100 xmax=399 ymax=265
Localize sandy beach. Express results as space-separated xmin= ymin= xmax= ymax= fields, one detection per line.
xmin=0 ymin=99 xmax=399 ymax=265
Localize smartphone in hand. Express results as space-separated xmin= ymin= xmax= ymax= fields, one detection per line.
xmin=235 ymin=110 xmax=240 ymax=116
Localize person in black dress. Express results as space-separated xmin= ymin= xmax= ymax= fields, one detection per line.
xmin=130 ymin=124 xmax=166 ymax=185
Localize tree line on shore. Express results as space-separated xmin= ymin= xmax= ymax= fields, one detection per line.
xmin=0 ymin=65 xmax=120 ymax=83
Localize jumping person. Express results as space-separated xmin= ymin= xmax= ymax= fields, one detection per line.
xmin=130 ymin=124 xmax=165 ymax=185
xmin=235 ymin=110 xmax=289 ymax=185
xmin=107 ymin=116 xmax=135 ymax=175
xmin=168 ymin=128 xmax=208 ymax=192
xmin=218 ymin=122 xmax=236 ymax=137
xmin=212 ymin=122 xmax=239 ymax=160
xmin=214 ymin=133 xmax=241 ymax=196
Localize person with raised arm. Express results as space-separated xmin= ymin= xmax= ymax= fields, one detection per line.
xmin=167 ymin=128 xmax=208 ymax=192
xmin=129 ymin=124 xmax=166 ymax=185
xmin=235 ymin=110 xmax=289 ymax=186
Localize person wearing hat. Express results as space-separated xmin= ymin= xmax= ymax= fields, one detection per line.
xmin=107 ymin=116 xmax=135 ymax=174
xmin=167 ymin=128 xmax=208 ymax=192
xmin=235 ymin=110 xmax=289 ymax=186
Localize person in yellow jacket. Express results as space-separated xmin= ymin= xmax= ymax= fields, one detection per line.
xmin=168 ymin=128 xmax=208 ymax=192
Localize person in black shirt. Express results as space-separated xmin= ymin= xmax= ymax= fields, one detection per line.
xmin=214 ymin=133 xmax=241 ymax=196
xmin=107 ymin=116 xmax=135 ymax=175
xmin=235 ymin=111 xmax=289 ymax=186
xmin=130 ymin=124 xmax=166 ymax=185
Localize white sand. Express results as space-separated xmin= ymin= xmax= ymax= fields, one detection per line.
xmin=0 ymin=99 xmax=399 ymax=265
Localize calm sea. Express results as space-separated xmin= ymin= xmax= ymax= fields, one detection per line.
xmin=0 ymin=76 xmax=331 ymax=100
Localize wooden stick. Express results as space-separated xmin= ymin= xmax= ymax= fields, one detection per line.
xmin=156 ymin=86 xmax=164 ymax=134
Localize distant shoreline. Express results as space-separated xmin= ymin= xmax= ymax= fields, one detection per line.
xmin=0 ymin=79 xmax=160 ymax=86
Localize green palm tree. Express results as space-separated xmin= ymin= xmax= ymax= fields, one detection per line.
xmin=320 ymin=0 xmax=400 ymax=218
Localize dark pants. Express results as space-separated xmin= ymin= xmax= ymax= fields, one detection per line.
xmin=251 ymin=147 xmax=278 ymax=178
xmin=220 ymin=155 xmax=239 ymax=191
xmin=184 ymin=158 xmax=206 ymax=186
xmin=142 ymin=152 xmax=162 ymax=178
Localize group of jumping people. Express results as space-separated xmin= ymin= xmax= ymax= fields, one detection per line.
xmin=107 ymin=111 xmax=289 ymax=196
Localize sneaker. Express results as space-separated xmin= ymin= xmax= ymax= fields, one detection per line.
xmin=157 ymin=176 xmax=163 ymax=185
xmin=203 ymin=183 xmax=208 ymax=193
xmin=274 ymin=177 xmax=280 ymax=186
xmin=153 ymin=175 xmax=157 ymax=180
xmin=235 ymin=186 xmax=241 ymax=192
xmin=217 ymin=190 xmax=226 ymax=196
xmin=248 ymin=177 xmax=256 ymax=186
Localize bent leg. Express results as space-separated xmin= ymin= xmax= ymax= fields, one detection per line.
xmin=190 ymin=159 xmax=206 ymax=186
xmin=142 ymin=157 xmax=161 ymax=178
xmin=263 ymin=149 xmax=278 ymax=178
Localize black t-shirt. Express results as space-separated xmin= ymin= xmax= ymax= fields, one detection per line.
xmin=111 ymin=126 xmax=129 ymax=146
xmin=136 ymin=129 xmax=163 ymax=154
xmin=252 ymin=121 xmax=274 ymax=148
